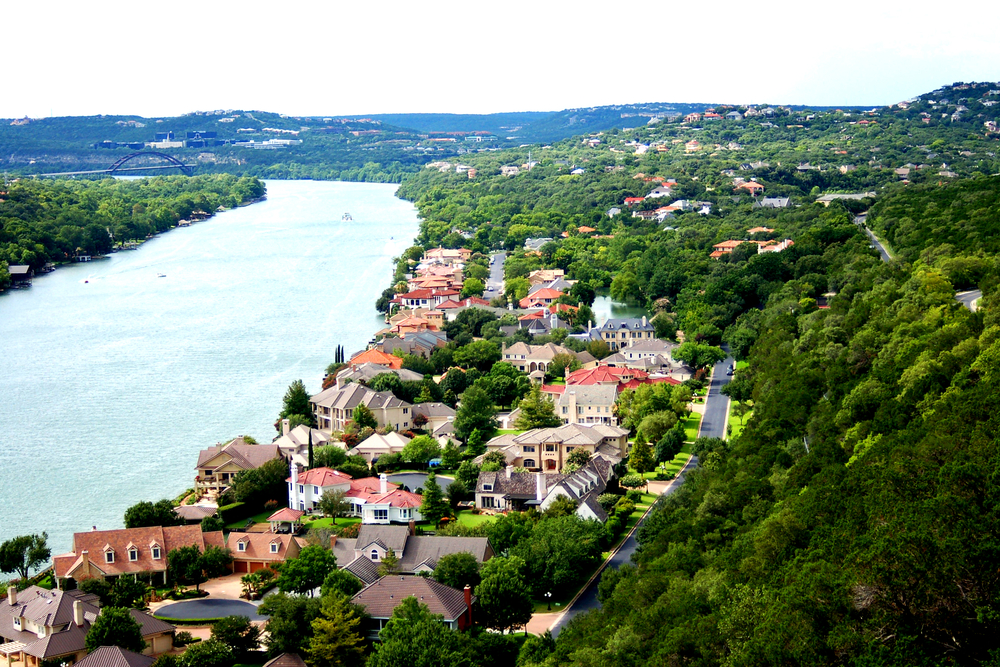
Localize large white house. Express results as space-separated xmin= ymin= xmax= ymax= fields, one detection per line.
xmin=286 ymin=464 xmax=422 ymax=524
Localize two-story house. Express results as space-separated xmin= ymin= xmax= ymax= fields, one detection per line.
xmin=193 ymin=437 xmax=284 ymax=497
xmin=310 ymin=383 xmax=412 ymax=433
xmin=476 ymin=459 xmax=615 ymax=522
xmin=53 ymin=524 xmax=225 ymax=587
xmin=543 ymin=384 xmax=619 ymax=426
xmin=286 ymin=467 xmax=423 ymax=525
xmin=593 ymin=317 xmax=656 ymax=351
xmin=0 ymin=587 xmax=175 ymax=666
xmin=480 ymin=423 xmax=629 ymax=472
xmin=352 ymin=576 xmax=474 ymax=638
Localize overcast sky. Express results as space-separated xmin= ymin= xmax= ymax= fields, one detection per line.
xmin=4 ymin=0 xmax=998 ymax=119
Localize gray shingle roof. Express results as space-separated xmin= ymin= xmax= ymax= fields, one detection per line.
xmin=352 ymin=576 xmax=472 ymax=621
xmin=72 ymin=647 xmax=154 ymax=667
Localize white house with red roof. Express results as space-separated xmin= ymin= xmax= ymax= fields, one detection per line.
xmin=286 ymin=465 xmax=422 ymax=524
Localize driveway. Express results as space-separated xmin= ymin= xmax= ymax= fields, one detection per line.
xmin=154 ymin=598 xmax=266 ymax=621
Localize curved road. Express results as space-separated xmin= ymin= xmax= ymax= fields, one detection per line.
xmin=549 ymin=351 xmax=734 ymax=637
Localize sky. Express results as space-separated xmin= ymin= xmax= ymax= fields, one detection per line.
xmin=3 ymin=0 xmax=998 ymax=120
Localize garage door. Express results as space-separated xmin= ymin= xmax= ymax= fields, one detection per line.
xmin=234 ymin=560 xmax=250 ymax=573
xmin=249 ymin=561 xmax=267 ymax=573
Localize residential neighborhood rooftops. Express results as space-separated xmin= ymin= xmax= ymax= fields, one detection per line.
xmin=352 ymin=576 xmax=473 ymax=622
xmin=72 ymin=647 xmax=154 ymax=667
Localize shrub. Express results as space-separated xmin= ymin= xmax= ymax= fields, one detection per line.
xmin=625 ymin=489 xmax=643 ymax=503
xmin=597 ymin=493 xmax=619 ymax=511
xmin=264 ymin=499 xmax=279 ymax=510
xmin=173 ymin=631 xmax=199 ymax=647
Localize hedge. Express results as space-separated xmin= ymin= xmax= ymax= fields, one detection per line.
xmin=219 ymin=502 xmax=256 ymax=524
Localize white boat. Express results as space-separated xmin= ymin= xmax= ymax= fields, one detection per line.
xmin=342 ymin=212 xmax=353 ymax=221
xmin=157 ymin=273 xmax=166 ymax=278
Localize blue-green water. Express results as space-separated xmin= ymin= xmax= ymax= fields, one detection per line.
xmin=0 ymin=180 xmax=418 ymax=553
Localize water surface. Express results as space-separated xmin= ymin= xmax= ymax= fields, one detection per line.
xmin=0 ymin=180 xmax=417 ymax=553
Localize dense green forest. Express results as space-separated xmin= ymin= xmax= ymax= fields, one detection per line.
xmin=0 ymin=174 xmax=264 ymax=285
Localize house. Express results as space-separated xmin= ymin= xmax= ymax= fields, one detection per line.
xmin=227 ymin=532 xmax=303 ymax=573
xmin=348 ymin=348 xmax=404 ymax=370
xmin=8 ymin=265 xmax=33 ymax=287
xmin=333 ymin=525 xmax=492 ymax=584
xmin=286 ymin=465 xmax=422 ymax=524
xmin=548 ymin=384 xmax=619 ymax=426
xmin=758 ymin=239 xmax=794 ymax=254
xmin=274 ymin=420 xmax=338 ymax=467
xmin=348 ymin=432 xmax=412 ymax=465
xmin=736 ymin=181 xmax=764 ymax=195
xmin=310 ymin=383 xmax=413 ymax=433
xmin=263 ymin=654 xmax=307 ymax=667
xmin=524 ymin=237 xmax=553 ymax=251
xmin=476 ymin=458 xmax=615 ymax=521
xmin=593 ymin=317 xmax=656 ymax=351
xmin=173 ymin=504 xmax=218 ymax=524
xmin=747 ymin=226 xmax=774 ymax=234
xmin=501 ymin=342 xmax=589 ymax=374
xmin=53 ymin=525 xmax=225 ymax=586
xmin=411 ymin=402 xmax=456 ymax=433
xmin=421 ymin=247 xmax=471 ymax=265
xmin=519 ymin=288 xmax=563 ymax=309
xmin=481 ymin=423 xmax=629 ymax=472
xmin=0 ymin=586 xmax=175 ymax=666
xmin=526 ymin=269 xmax=565 ymax=286
xmin=378 ymin=331 xmax=448 ymax=359
xmin=564 ymin=363 xmax=681 ymax=390
xmin=753 ymin=197 xmax=790 ymax=209
xmin=352 ymin=576 xmax=474 ymax=637
xmin=194 ymin=437 xmax=284 ymax=496
xmin=73 ymin=647 xmax=153 ymax=667
xmin=333 ymin=363 xmax=424 ymax=390
xmin=287 ymin=464 xmax=355 ymax=511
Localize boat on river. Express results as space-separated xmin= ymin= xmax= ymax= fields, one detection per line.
xmin=342 ymin=212 xmax=352 ymax=221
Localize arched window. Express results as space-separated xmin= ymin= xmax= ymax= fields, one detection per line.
xmin=370 ymin=550 xmax=379 ymax=561
xmin=523 ymin=459 xmax=536 ymax=469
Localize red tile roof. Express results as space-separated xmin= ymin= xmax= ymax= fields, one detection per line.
xmin=289 ymin=467 xmax=353 ymax=486
xmin=349 ymin=349 xmax=403 ymax=369
xmin=54 ymin=525 xmax=222 ymax=579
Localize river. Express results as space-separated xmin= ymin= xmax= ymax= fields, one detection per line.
xmin=0 ymin=180 xmax=418 ymax=554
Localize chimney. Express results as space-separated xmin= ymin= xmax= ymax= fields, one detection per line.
xmin=7 ymin=586 xmax=16 ymax=606
xmin=282 ymin=419 xmax=290 ymax=437
xmin=505 ymin=465 xmax=513 ymax=479
xmin=73 ymin=600 xmax=85 ymax=627
xmin=464 ymin=584 xmax=473 ymax=628
xmin=642 ymin=315 xmax=647 ymax=326
xmin=588 ymin=320 xmax=593 ymax=332
xmin=290 ymin=459 xmax=300 ymax=510
xmin=536 ymin=472 xmax=546 ymax=502
xmin=408 ymin=520 xmax=416 ymax=536
xmin=330 ymin=535 xmax=337 ymax=549
xmin=379 ymin=473 xmax=388 ymax=495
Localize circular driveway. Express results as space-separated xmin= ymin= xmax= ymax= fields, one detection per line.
xmin=154 ymin=598 xmax=266 ymax=621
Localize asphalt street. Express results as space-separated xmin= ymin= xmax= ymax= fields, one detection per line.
xmin=482 ymin=250 xmax=506 ymax=300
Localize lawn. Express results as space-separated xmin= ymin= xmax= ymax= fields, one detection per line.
xmin=736 ymin=360 xmax=749 ymax=370
xmin=225 ymin=509 xmax=275 ymax=530
xmin=638 ymin=442 xmax=693 ymax=480
xmin=453 ymin=510 xmax=494 ymax=527
xmin=728 ymin=409 xmax=753 ymax=441
xmin=496 ymin=429 xmax=526 ymax=435
xmin=681 ymin=412 xmax=702 ymax=441
xmin=302 ymin=516 xmax=361 ymax=531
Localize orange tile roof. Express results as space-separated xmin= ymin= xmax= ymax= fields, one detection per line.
xmin=350 ymin=349 xmax=403 ymax=369
xmin=289 ymin=467 xmax=353 ymax=486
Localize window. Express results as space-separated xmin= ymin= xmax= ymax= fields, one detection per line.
xmin=270 ymin=542 xmax=279 ymax=554
xmin=370 ymin=549 xmax=380 ymax=561
xmin=313 ymin=485 xmax=320 ymax=495
xmin=128 ymin=548 xmax=138 ymax=562
xmin=298 ymin=485 xmax=304 ymax=494
xmin=482 ymin=496 xmax=495 ymax=509
xmin=374 ymin=509 xmax=388 ymax=521
xmin=524 ymin=459 xmax=536 ymax=468
xmin=13 ymin=618 xmax=21 ymax=631
xmin=545 ymin=444 xmax=556 ymax=452
xmin=104 ymin=550 xmax=115 ymax=564
xmin=400 ymin=509 xmax=410 ymax=519
xmin=152 ymin=547 xmax=161 ymax=560
xmin=566 ymin=446 xmax=574 ymax=452
xmin=238 ymin=542 xmax=247 ymax=552
xmin=483 ymin=483 xmax=493 ymax=491
xmin=523 ymin=445 xmax=535 ymax=453
xmin=562 ymin=407 xmax=568 ymax=414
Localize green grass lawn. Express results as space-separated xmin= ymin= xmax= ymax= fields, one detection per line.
xmin=736 ymin=360 xmax=749 ymax=370
xmin=496 ymin=429 xmax=525 ymax=435
xmin=453 ymin=510 xmax=495 ymax=527
xmin=728 ymin=409 xmax=753 ymax=441
xmin=225 ymin=509 xmax=275 ymax=530
xmin=682 ymin=412 xmax=702 ymax=441
xmin=638 ymin=442 xmax=694 ymax=480
xmin=302 ymin=516 xmax=361 ymax=531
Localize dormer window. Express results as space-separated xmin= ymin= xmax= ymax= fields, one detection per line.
xmin=237 ymin=541 xmax=247 ymax=552
xmin=370 ymin=549 xmax=379 ymax=561
xmin=483 ymin=484 xmax=493 ymax=491
xmin=105 ymin=550 xmax=115 ymax=564
xmin=151 ymin=546 xmax=162 ymax=560
xmin=128 ymin=548 xmax=138 ymax=562
xmin=13 ymin=618 xmax=21 ymax=631
xmin=270 ymin=542 xmax=279 ymax=554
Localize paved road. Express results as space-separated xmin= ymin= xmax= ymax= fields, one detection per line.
xmin=483 ymin=250 xmax=506 ymax=300
xmin=956 ymin=289 xmax=983 ymax=312
xmin=155 ymin=598 xmax=266 ymax=621
xmin=699 ymin=350 xmax=736 ymax=440
xmin=856 ymin=214 xmax=892 ymax=263
xmin=549 ymin=456 xmax=699 ymax=637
